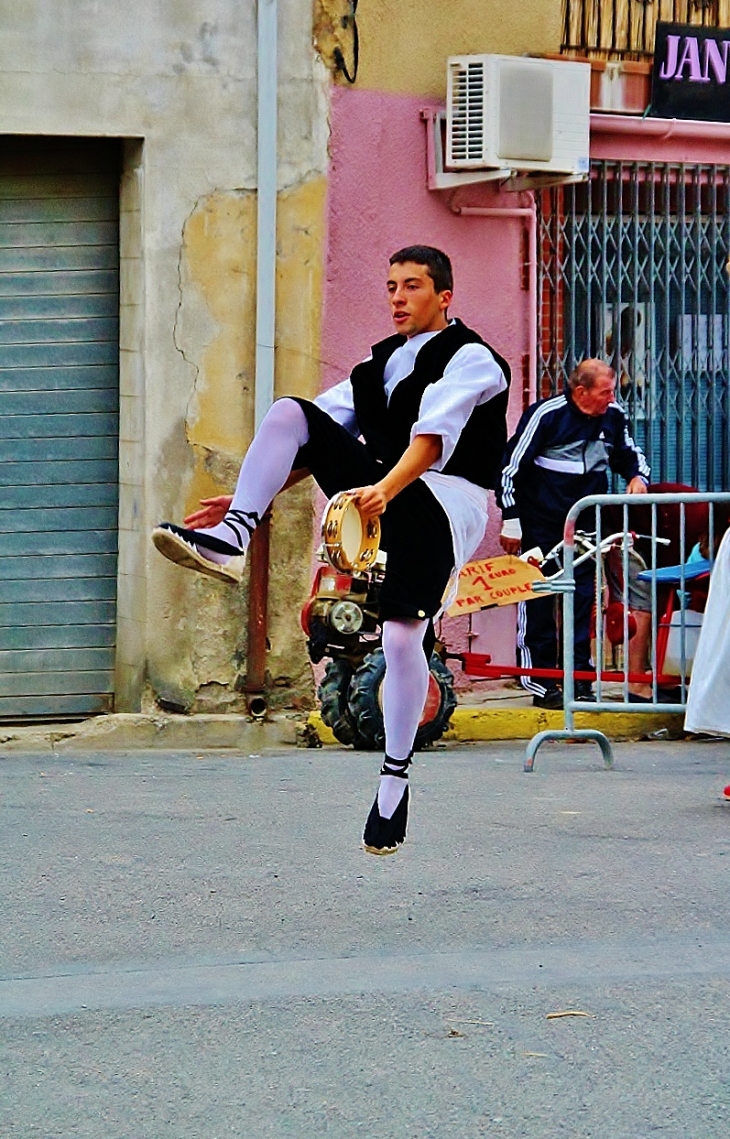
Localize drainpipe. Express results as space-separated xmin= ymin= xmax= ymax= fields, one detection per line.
xmin=245 ymin=0 xmax=277 ymax=719
xmin=591 ymin=112 xmax=730 ymax=144
xmin=421 ymin=108 xmax=538 ymax=403
xmin=451 ymin=203 xmax=538 ymax=406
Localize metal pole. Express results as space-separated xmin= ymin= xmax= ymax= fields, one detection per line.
xmin=246 ymin=0 xmax=278 ymax=716
xmin=255 ymin=0 xmax=277 ymax=431
xmin=562 ymin=517 xmax=576 ymax=733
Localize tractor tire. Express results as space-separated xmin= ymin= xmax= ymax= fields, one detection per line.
xmin=317 ymin=659 xmax=362 ymax=747
xmin=347 ymin=648 xmax=457 ymax=751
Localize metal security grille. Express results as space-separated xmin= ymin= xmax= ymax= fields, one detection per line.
xmin=562 ymin=0 xmax=727 ymax=60
xmin=538 ymin=160 xmax=730 ymax=490
xmin=0 ymin=138 xmax=120 ymax=719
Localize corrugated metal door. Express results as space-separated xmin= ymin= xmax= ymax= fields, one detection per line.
xmin=0 ymin=139 xmax=120 ymax=719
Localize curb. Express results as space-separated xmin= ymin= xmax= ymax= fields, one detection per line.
xmin=308 ymin=705 xmax=685 ymax=746
xmin=0 ymin=706 xmax=685 ymax=754
xmin=0 ymin=712 xmax=306 ymax=753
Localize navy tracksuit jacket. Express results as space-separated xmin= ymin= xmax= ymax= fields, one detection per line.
xmin=497 ymin=390 xmax=650 ymax=692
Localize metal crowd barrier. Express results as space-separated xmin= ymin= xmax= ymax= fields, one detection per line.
xmin=524 ymin=491 xmax=730 ymax=773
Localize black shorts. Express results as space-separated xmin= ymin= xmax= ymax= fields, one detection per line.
xmin=290 ymin=398 xmax=454 ymax=622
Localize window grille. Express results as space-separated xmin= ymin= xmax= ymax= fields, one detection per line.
xmin=562 ymin=0 xmax=728 ymax=60
xmin=538 ymin=161 xmax=730 ymax=490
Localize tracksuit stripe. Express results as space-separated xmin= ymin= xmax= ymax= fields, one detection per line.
xmin=501 ymin=395 xmax=567 ymax=509
xmin=609 ymin=402 xmax=651 ymax=480
xmin=517 ymin=599 xmax=547 ymax=696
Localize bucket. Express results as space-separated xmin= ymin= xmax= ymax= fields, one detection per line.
xmin=663 ymin=610 xmax=703 ymax=677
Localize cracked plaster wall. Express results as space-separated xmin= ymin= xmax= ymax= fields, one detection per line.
xmin=173 ymin=177 xmax=326 ymax=714
xmin=0 ymin=0 xmax=329 ymax=713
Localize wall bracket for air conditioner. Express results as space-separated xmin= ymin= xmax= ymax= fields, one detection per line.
xmin=422 ymin=108 xmax=513 ymax=191
xmin=422 ymin=108 xmax=587 ymax=194
xmin=502 ymin=170 xmax=588 ymax=192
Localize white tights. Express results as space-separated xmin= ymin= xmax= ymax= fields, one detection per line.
xmin=192 ymin=400 xmax=430 ymax=817
xmin=378 ymin=617 xmax=430 ymax=818
xmin=196 ymin=398 xmax=309 ymax=557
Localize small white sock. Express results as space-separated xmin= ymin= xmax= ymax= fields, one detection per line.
xmin=377 ymin=773 xmax=408 ymax=820
xmin=194 ymin=543 xmax=231 ymax=565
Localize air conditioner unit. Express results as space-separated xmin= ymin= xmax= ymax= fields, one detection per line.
xmin=446 ymin=55 xmax=591 ymax=176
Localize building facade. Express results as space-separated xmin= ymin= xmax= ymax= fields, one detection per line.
xmin=1 ymin=0 xmax=727 ymax=720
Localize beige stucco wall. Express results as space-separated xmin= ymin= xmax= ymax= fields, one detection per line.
xmin=315 ymin=0 xmax=563 ymax=95
xmin=0 ymin=0 xmax=329 ymax=713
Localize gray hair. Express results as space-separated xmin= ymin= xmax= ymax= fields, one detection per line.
xmin=568 ymin=358 xmax=615 ymax=392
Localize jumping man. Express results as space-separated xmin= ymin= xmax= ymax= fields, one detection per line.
xmin=153 ymin=246 xmax=510 ymax=854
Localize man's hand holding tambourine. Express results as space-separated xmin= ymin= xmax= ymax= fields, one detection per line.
xmin=352 ymin=483 xmax=390 ymax=519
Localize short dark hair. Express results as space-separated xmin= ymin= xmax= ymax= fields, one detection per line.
xmin=389 ymin=245 xmax=453 ymax=294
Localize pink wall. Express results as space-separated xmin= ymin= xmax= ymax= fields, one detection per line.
xmin=321 ymin=88 xmax=530 ymax=399
xmin=320 ymin=87 xmax=535 ymax=678
xmin=317 ymin=99 xmax=730 ymax=689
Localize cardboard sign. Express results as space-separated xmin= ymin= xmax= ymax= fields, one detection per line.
xmin=651 ymin=22 xmax=730 ymax=122
xmin=447 ymin=555 xmax=549 ymax=617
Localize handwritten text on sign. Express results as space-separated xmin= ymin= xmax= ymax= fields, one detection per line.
xmin=446 ymin=555 xmax=549 ymax=617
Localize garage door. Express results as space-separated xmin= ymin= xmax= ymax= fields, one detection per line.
xmin=0 ymin=139 xmax=120 ymax=719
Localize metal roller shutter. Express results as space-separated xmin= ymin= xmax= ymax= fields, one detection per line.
xmin=0 ymin=139 xmax=120 ymax=719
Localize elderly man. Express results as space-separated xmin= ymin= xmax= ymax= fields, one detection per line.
xmin=497 ymin=359 xmax=650 ymax=708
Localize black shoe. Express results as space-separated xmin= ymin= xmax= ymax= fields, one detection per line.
xmin=533 ymin=686 xmax=563 ymax=710
xmin=575 ymin=681 xmax=596 ymax=702
xmin=362 ymin=785 xmax=409 ymax=855
xmin=151 ymin=523 xmax=245 ymax=584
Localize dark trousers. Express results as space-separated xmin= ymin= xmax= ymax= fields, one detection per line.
xmin=518 ymin=517 xmax=595 ymax=696
xmin=290 ymin=399 xmax=454 ymax=625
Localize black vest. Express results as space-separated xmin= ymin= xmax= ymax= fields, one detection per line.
xmin=349 ymin=319 xmax=511 ymax=489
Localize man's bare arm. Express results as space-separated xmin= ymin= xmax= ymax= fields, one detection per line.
xmin=354 ymin=434 xmax=442 ymax=518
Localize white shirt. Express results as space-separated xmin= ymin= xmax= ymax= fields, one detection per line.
xmin=314 ymin=325 xmax=508 ymax=610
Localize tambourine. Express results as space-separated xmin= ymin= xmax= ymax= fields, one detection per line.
xmin=321 ymin=491 xmax=381 ymax=573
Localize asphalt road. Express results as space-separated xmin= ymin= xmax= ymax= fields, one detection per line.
xmin=1 ymin=737 xmax=730 ymax=1138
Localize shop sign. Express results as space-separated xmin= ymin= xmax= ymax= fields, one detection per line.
xmin=446 ymin=555 xmax=548 ymax=617
xmin=652 ymin=21 xmax=730 ymax=121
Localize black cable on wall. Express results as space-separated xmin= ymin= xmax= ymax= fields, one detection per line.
xmin=333 ymin=0 xmax=359 ymax=84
